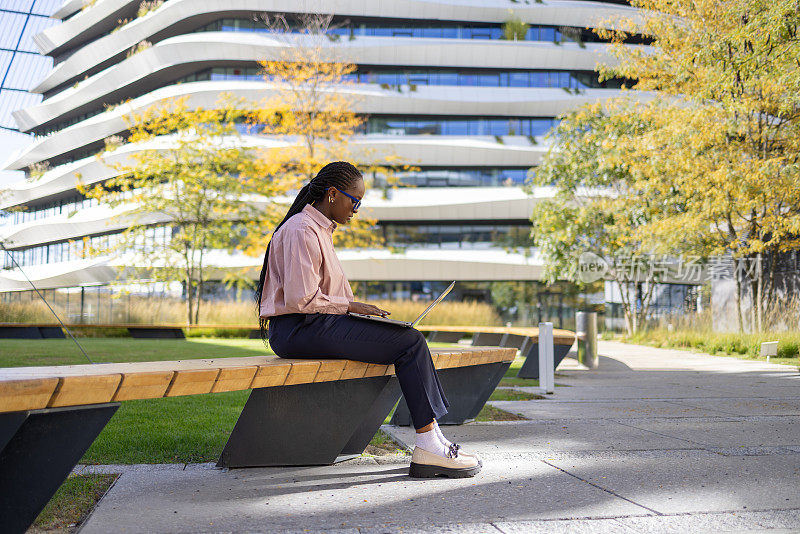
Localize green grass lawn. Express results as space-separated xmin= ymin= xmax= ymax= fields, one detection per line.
xmin=0 ymin=338 xmax=272 ymax=367
xmin=32 ymin=474 xmax=118 ymax=531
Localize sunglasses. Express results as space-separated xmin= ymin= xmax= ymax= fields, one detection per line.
xmin=335 ymin=188 xmax=361 ymax=210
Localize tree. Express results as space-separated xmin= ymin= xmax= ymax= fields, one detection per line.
xmin=502 ymin=11 xmax=530 ymax=41
xmin=528 ymin=101 xmax=679 ymax=335
xmin=245 ymin=13 xmax=406 ymax=255
xmin=596 ymin=0 xmax=800 ymax=331
xmin=82 ymin=95 xmax=291 ymax=323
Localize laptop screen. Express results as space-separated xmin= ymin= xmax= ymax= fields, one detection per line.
xmin=412 ymin=281 xmax=456 ymax=327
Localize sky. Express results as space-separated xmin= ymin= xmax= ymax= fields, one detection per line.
xmin=0 ymin=129 xmax=30 ymax=187
xmin=1 ymin=0 xmax=62 ymax=190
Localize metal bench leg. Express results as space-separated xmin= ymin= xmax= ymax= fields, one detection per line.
xmin=218 ymin=376 xmax=396 ymax=468
xmin=340 ymin=377 xmax=401 ymax=456
xmin=0 ymin=404 xmax=119 ymax=534
xmin=390 ymin=361 xmax=511 ymax=426
xmin=517 ymin=344 xmax=572 ymax=379
xmin=128 ymin=327 xmax=185 ymax=339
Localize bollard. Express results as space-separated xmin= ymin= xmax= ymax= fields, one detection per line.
xmin=538 ymin=322 xmax=555 ymax=394
xmin=576 ymin=311 xmax=598 ymax=369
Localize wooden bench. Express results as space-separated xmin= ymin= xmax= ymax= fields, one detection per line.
xmin=0 ymin=346 xmax=514 ymax=534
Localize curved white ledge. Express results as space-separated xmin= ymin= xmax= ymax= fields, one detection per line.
xmin=3 ymin=129 xmax=548 ymax=204
xmin=338 ymin=248 xmax=546 ymax=282
xmin=36 ymin=0 xmax=640 ymax=78
xmin=33 ymin=0 xmax=139 ymax=56
xmin=0 ymin=202 xmax=161 ymax=248
xmin=12 ymin=77 xmax=618 ymax=165
xmin=0 ymin=257 xmax=118 ymax=291
xmin=1 ymin=186 xmax=553 ymax=247
xmin=24 ymin=30 xmax=618 ymax=131
xmin=52 ymin=0 xmax=86 ymax=20
xmin=0 ymin=247 xmax=546 ymax=291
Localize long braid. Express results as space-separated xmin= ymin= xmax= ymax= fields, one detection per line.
xmin=255 ymin=161 xmax=363 ymax=343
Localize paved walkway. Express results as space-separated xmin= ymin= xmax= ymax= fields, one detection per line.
xmin=79 ymin=341 xmax=800 ymax=533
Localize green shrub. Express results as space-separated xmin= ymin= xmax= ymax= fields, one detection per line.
xmin=185 ymin=327 xmax=253 ymax=338
xmin=625 ymin=328 xmax=800 ymax=364
xmin=778 ymin=341 xmax=800 ymax=359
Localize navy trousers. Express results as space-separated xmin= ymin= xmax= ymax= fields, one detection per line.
xmin=268 ymin=313 xmax=449 ymax=429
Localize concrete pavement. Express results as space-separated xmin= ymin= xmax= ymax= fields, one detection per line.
xmin=78 ymin=341 xmax=800 ymax=533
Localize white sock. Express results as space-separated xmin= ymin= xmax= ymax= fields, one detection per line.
xmin=433 ymin=421 xmax=453 ymax=448
xmin=415 ymin=429 xmax=449 ymax=457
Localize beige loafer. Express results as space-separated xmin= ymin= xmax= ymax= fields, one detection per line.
xmin=448 ymin=443 xmax=482 ymax=467
xmin=409 ymin=446 xmax=481 ymax=478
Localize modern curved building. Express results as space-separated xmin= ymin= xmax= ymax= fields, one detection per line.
xmin=0 ymin=0 xmax=645 ymax=321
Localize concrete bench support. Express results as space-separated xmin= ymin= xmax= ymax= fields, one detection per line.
xmin=128 ymin=327 xmax=185 ymax=339
xmin=471 ymin=332 xmax=505 ymax=346
xmin=340 ymin=377 xmax=401 ymax=455
xmin=427 ymin=331 xmax=468 ymax=343
xmin=390 ymin=360 xmax=511 ymax=426
xmin=0 ymin=326 xmax=65 ymax=339
xmin=0 ymin=403 xmax=119 ymax=534
xmin=517 ymin=343 xmax=573 ymax=379
xmin=501 ymin=334 xmax=529 ymax=350
xmin=218 ymin=376 xmax=401 ymax=468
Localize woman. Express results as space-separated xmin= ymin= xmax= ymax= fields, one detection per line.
xmin=256 ymin=161 xmax=480 ymax=478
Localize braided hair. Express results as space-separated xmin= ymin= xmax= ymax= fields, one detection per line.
xmin=255 ymin=161 xmax=363 ymax=342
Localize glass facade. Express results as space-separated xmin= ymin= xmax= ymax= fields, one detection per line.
xmin=362 ymin=116 xmax=557 ymax=137
xmin=386 ymin=168 xmax=532 ymax=187
xmin=206 ymin=65 xmax=623 ymax=90
xmin=2 ymin=225 xmax=173 ymax=269
xmin=383 ymin=223 xmax=532 ymax=249
xmin=1 ymin=193 xmax=99 ymax=225
xmin=0 ymin=0 xmax=59 ymax=131
xmin=196 ymin=17 xmax=623 ymax=45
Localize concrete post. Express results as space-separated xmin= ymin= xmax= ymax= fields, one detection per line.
xmin=576 ymin=311 xmax=599 ymax=369
xmin=538 ymin=322 xmax=555 ymax=394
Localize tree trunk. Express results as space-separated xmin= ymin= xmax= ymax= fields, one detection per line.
xmin=755 ymin=253 xmax=763 ymax=332
xmin=186 ymin=278 xmax=194 ymax=325
xmin=734 ymin=258 xmax=744 ymax=332
xmin=748 ymin=256 xmax=758 ymax=334
xmin=620 ymin=282 xmax=636 ymax=335
xmin=193 ymin=280 xmax=202 ymax=325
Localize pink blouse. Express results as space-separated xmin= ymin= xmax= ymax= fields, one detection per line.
xmin=259 ymin=204 xmax=354 ymax=318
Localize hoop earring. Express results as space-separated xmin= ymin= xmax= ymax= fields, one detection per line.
xmin=329 ymin=197 xmax=333 ymax=203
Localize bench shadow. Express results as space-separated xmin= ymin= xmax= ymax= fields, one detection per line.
xmin=596 ymin=355 xmax=634 ymax=371
xmin=232 ymin=466 xmax=412 ymax=496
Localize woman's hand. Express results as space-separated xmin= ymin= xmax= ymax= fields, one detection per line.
xmin=348 ymin=301 xmax=390 ymax=317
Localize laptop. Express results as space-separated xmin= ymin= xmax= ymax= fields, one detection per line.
xmin=347 ymin=281 xmax=456 ymax=328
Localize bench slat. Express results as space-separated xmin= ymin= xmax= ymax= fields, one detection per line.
xmin=340 ymin=360 xmax=369 ymax=380
xmin=284 ymin=361 xmax=321 ymax=386
xmin=112 ymin=371 xmax=174 ymax=401
xmin=0 ymin=377 xmax=59 ymax=412
xmin=48 ymin=375 xmax=121 ymax=408
xmin=314 ymin=360 xmax=346 ymax=382
xmin=165 ymin=369 xmax=220 ymax=397
xmin=363 ymin=363 xmax=390 ymax=378
xmin=250 ymin=363 xmax=292 ymax=388
xmin=211 ymin=367 xmax=258 ymax=394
